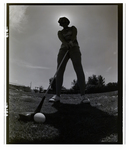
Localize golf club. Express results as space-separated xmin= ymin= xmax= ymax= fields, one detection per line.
xmin=19 ymin=50 xmax=69 ymax=121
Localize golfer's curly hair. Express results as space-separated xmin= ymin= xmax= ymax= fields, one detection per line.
xmin=58 ymin=17 xmax=70 ymax=25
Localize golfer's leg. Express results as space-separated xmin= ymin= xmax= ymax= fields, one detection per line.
xmin=56 ymin=49 xmax=69 ymax=96
xmin=70 ymin=47 xmax=86 ymax=95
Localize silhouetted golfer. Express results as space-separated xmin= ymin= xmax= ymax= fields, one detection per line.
xmin=49 ymin=17 xmax=90 ymax=103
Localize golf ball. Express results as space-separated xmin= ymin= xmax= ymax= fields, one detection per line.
xmin=34 ymin=113 xmax=46 ymax=123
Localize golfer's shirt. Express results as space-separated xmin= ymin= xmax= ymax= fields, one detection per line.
xmin=60 ymin=26 xmax=79 ymax=48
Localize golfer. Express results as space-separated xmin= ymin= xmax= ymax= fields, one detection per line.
xmin=49 ymin=17 xmax=90 ymax=103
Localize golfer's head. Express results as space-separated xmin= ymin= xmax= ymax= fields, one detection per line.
xmin=58 ymin=17 xmax=70 ymax=27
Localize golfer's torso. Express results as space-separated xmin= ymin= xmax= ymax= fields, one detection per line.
xmin=62 ymin=29 xmax=72 ymax=42
xmin=61 ymin=26 xmax=79 ymax=48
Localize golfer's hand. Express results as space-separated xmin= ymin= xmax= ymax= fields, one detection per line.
xmin=64 ymin=42 xmax=70 ymax=49
xmin=69 ymin=41 xmax=74 ymax=48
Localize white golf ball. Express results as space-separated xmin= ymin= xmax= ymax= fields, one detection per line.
xmin=34 ymin=113 xmax=46 ymax=123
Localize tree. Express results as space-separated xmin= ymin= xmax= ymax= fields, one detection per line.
xmin=49 ymin=77 xmax=56 ymax=92
xmin=87 ymin=74 xmax=105 ymax=86
xmin=86 ymin=74 xmax=106 ymax=93
xmin=49 ymin=77 xmax=66 ymax=92
xmin=71 ymin=79 xmax=86 ymax=93
xmin=71 ymin=79 xmax=76 ymax=87
xmin=87 ymin=74 xmax=98 ymax=85
xmin=39 ymin=86 xmax=44 ymax=93
xmin=71 ymin=79 xmax=80 ymax=93
xmin=87 ymin=76 xmax=93 ymax=85
xmin=92 ymin=75 xmax=98 ymax=85
xmin=98 ymin=75 xmax=105 ymax=86
xmin=106 ymin=82 xmax=118 ymax=91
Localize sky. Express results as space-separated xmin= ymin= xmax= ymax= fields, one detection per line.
xmin=9 ymin=4 xmax=118 ymax=89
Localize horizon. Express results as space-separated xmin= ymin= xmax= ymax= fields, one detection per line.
xmin=9 ymin=74 xmax=118 ymax=90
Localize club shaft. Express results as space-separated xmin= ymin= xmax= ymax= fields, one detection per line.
xmin=35 ymin=50 xmax=69 ymax=112
xmin=44 ymin=50 xmax=69 ymax=97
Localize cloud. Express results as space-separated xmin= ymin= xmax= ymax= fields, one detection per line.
xmin=26 ymin=65 xmax=50 ymax=70
xmin=106 ymin=67 xmax=112 ymax=72
xmin=10 ymin=59 xmax=50 ymax=70
xmin=9 ymin=6 xmax=28 ymax=32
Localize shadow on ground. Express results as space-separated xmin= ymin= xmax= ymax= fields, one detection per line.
xmin=43 ymin=102 xmax=118 ymax=144
xmin=9 ymin=102 xmax=119 ymax=144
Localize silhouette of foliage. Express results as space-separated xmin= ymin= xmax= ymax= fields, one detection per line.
xmin=49 ymin=77 xmax=56 ymax=92
xmin=71 ymin=79 xmax=80 ymax=93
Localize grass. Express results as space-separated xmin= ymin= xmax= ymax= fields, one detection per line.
xmin=7 ymin=88 xmax=120 ymax=144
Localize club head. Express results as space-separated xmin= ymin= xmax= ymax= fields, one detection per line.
xmin=19 ymin=112 xmax=35 ymax=121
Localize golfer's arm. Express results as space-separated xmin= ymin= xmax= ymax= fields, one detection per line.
xmin=58 ymin=31 xmax=68 ymax=44
xmin=70 ymin=26 xmax=77 ymax=42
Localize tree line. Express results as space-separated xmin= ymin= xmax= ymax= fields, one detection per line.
xmin=49 ymin=74 xmax=118 ymax=94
